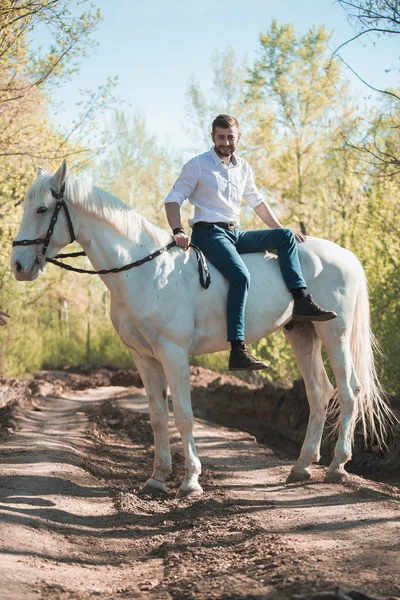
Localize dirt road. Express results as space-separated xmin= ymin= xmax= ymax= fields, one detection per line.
xmin=0 ymin=382 xmax=399 ymax=600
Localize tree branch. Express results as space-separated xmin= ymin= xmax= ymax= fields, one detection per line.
xmin=332 ymin=54 xmax=400 ymax=101
xmin=329 ymin=27 xmax=400 ymax=68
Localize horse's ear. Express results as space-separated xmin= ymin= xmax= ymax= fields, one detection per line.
xmin=50 ymin=159 xmax=67 ymax=190
xmin=36 ymin=167 xmax=46 ymax=178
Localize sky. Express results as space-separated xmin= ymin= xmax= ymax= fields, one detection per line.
xmin=40 ymin=0 xmax=399 ymax=157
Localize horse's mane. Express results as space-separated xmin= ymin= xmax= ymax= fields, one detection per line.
xmin=29 ymin=173 xmax=171 ymax=247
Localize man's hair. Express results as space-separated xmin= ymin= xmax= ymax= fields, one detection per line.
xmin=212 ymin=114 xmax=239 ymax=133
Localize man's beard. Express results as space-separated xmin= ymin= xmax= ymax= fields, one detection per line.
xmin=215 ymin=144 xmax=234 ymax=156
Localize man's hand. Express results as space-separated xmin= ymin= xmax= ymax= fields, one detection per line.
xmin=294 ymin=231 xmax=307 ymax=243
xmin=0 ymin=310 xmax=10 ymax=326
xmin=174 ymin=232 xmax=190 ymax=251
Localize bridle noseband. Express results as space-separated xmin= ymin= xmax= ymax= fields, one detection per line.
xmin=12 ymin=183 xmax=76 ymax=258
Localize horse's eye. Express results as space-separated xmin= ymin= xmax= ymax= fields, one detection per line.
xmin=37 ymin=206 xmax=47 ymax=214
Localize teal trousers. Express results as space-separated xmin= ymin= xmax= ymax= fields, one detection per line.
xmin=191 ymin=225 xmax=306 ymax=341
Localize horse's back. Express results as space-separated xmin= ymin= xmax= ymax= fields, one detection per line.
xmin=186 ymin=236 xmax=360 ymax=305
xmin=141 ymin=236 xmax=362 ymax=355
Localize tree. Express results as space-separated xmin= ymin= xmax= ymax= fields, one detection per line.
xmin=334 ymin=1 xmax=400 ymax=171
xmin=246 ymin=22 xmax=345 ymax=235
xmin=341 ymin=96 xmax=400 ymax=179
xmin=0 ymin=0 xmax=116 ymax=188
xmin=336 ymin=0 xmax=399 ymax=98
xmin=185 ymin=47 xmax=253 ymax=150
xmin=0 ymin=1 xmax=121 ymax=376
xmin=98 ymin=110 xmax=178 ymax=228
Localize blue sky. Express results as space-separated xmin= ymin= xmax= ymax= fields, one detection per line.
xmin=42 ymin=0 xmax=399 ymax=155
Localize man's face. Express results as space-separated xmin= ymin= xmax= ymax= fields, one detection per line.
xmin=211 ymin=126 xmax=241 ymax=159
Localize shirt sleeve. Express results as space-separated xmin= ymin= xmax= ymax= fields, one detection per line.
xmin=242 ymin=164 xmax=264 ymax=209
xmin=164 ymin=158 xmax=201 ymax=206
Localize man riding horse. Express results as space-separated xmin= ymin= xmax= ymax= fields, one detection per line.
xmin=164 ymin=114 xmax=337 ymax=371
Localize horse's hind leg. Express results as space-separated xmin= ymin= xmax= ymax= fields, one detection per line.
xmin=314 ymin=322 xmax=361 ymax=483
xmin=283 ymin=322 xmax=335 ymax=483
xmin=132 ymin=352 xmax=172 ymax=493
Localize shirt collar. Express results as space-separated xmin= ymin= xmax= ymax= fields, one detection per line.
xmin=210 ymin=146 xmax=238 ymax=167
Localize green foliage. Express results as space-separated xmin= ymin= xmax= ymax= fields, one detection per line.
xmin=190 ymin=351 xmax=230 ymax=375
xmin=246 ymin=22 xmax=346 ymax=235
xmin=250 ymin=332 xmax=300 ymax=384
xmin=41 ymin=324 xmax=134 ymax=370
xmin=0 ymin=1 xmax=121 ymax=377
xmin=97 ymin=110 xmax=179 ymax=227
xmin=184 ymin=47 xmax=254 ymax=147
xmin=352 ymin=179 xmax=400 ymax=393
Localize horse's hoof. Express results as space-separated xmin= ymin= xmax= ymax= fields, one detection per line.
xmin=324 ymin=469 xmax=347 ymax=483
xmin=139 ymin=478 xmax=167 ymax=496
xmin=177 ymin=483 xmax=203 ymax=498
xmin=286 ymin=468 xmax=311 ymax=483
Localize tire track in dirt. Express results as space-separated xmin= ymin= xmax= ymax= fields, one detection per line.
xmin=0 ymin=385 xmax=399 ymax=600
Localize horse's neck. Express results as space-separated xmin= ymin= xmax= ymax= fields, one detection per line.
xmin=71 ymin=185 xmax=170 ymax=281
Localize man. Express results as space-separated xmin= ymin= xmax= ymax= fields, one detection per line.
xmin=0 ymin=310 xmax=9 ymax=326
xmin=164 ymin=114 xmax=337 ymax=371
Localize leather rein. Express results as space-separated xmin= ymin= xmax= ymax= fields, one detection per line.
xmin=12 ymin=184 xmax=211 ymax=289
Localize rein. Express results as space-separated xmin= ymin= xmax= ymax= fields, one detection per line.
xmin=13 ymin=185 xmax=211 ymax=289
xmin=47 ymin=241 xmax=211 ymax=289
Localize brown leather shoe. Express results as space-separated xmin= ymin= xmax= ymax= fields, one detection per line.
xmin=229 ymin=346 xmax=269 ymax=371
xmin=292 ymin=294 xmax=337 ymax=322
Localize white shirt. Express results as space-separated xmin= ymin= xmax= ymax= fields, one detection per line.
xmin=164 ymin=147 xmax=264 ymax=227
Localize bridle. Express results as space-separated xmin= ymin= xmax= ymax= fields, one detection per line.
xmin=12 ymin=183 xmax=211 ymax=288
xmin=12 ymin=183 xmax=75 ymax=258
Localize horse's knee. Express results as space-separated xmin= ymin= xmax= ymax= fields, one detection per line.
xmin=174 ymin=412 xmax=194 ymax=435
xmin=308 ymin=377 xmax=334 ymax=406
xmin=148 ymin=402 xmax=168 ymax=432
xmin=150 ymin=416 xmax=167 ymax=434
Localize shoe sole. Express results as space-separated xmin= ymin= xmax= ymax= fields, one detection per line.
xmin=229 ymin=364 xmax=269 ymax=371
xmin=292 ymin=313 xmax=337 ymax=323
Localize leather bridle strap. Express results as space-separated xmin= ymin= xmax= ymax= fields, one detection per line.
xmin=12 ymin=183 xmax=76 ymax=257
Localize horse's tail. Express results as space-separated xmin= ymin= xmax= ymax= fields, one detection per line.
xmin=350 ymin=263 xmax=397 ymax=447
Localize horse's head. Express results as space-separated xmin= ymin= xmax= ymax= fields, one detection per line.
xmin=11 ymin=160 xmax=75 ymax=281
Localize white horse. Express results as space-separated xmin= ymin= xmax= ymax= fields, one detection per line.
xmin=11 ymin=161 xmax=392 ymax=496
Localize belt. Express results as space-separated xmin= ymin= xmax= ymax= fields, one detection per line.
xmin=192 ymin=221 xmax=236 ymax=231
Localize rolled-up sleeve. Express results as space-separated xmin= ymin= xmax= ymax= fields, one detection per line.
xmin=164 ymin=158 xmax=201 ymax=206
xmin=243 ymin=164 xmax=264 ymax=209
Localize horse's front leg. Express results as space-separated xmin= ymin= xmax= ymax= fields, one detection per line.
xmin=132 ymin=351 xmax=171 ymax=493
xmin=159 ymin=344 xmax=203 ymax=497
